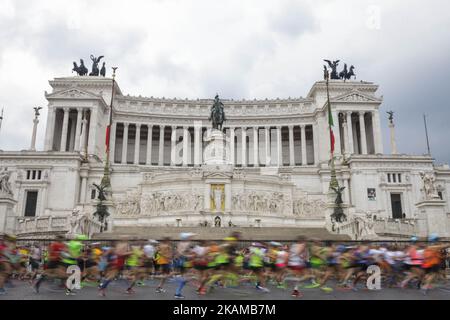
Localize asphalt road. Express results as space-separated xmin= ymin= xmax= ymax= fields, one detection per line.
xmin=1 ymin=278 xmax=449 ymax=300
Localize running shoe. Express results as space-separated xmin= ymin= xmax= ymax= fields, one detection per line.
xmin=155 ymin=287 xmax=166 ymax=293
xmin=0 ymin=288 xmax=6 ymax=295
xmin=277 ymin=282 xmax=287 ymax=289
xmin=320 ymin=286 xmax=334 ymax=293
xmin=174 ymin=294 xmax=185 ymax=299
xmin=303 ymin=281 xmax=321 ymax=289
xmin=98 ymin=288 xmax=106 ymax=297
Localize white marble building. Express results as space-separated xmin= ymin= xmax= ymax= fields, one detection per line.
xmin=0 ymin=76 xmax=449 ymax=240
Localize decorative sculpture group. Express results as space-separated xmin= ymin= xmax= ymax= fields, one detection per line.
xmin=323 ymin=59 xmax=356 ymax=80
xmin=92 ymin=183 xmax=110 ymax=232
xmin=387 ymin=111 xmax=395 ymax=124
xmin=419 ymin=172 xmax=440 ymax=200
xmin=330 ymin=186 xmax=347 ymax=223
xmin=72 ymin=55 xmax=106 ymax=77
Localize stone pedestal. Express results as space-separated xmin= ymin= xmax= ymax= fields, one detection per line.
xmin=203 ymin=129 xmax=231 ymax=165
xmin=0 ymin=194 xmax=17 ymax=234
xmin=416 ymin=199 xmax=448 ymax=238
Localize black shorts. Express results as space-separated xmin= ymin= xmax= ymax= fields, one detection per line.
xmin=29 ymin=259 xmax=40 ymax=270
xmin=249 ymin=266 xmax=264 ymax=272
xmin=424 ymin=265 xmax=440 ymax=274
xmin=143 ymin=259 xmax=153 ymax=269
xmin=157 ymin=264 xmax=171 ymax=274
xmin=85 ymin=260 xmax=97 ymax=269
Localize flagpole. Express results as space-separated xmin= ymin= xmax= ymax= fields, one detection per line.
xmin=101 ymin=67 xmax=118 ymax=189
xmin=325 ymin=73 xmax=339 ymax=191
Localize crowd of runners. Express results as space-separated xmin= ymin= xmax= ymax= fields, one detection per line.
xmin=0 ymin=232 xmax=449 ymax=298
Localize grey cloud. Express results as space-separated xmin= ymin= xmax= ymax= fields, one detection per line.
xmin=269 ymin=1 xmax=318 ymax=38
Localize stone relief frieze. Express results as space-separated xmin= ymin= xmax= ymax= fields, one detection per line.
xmin=232 ymin=191 xmax=290 ymax=215
xmin=139 ymin=191 xmax=204 ymax=216
xmin=292 ymin=197 xmax=327 ymax=218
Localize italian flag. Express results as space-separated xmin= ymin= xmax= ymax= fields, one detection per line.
xmin=328 ymin=100 xmax=335 ymax=154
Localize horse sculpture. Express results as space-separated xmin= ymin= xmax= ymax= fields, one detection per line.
xmin=89 ymin=55 xmax=104 ymax=76
xmin=209 ymin=94 xmax=226 ymax=131
xmin=72 ymin=59 xmax=88 ymax=76
xmin=339 ymin=64 xmax=356 ymax=81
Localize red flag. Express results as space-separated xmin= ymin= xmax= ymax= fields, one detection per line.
xmin=105 ymin=125 xmax=111 ymax=151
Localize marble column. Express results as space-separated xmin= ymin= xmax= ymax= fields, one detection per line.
xmin=288 ymin=125 xmax=295 ymax=166
xmin=134 ymin=124 xmax=141 ymax=164
xmin=277 ymin=126 xmax=283 ymax=166
xmin=87 ymin=108 xmax=98 ymax=155
xmin=344 ymin=179 xmax=351 ymax=204
xmin=110 ymin=122 xmax=117 ymax=163
xmin=229 ymin=127 xmax=235 ymax=165
xmin=204 ymin=184 xmax=211 ymax=211
xmin=121 ymin=123 xmax=129 ymax=164
xmin=346 ymin=112 xmax=354 ymax=154
xmin=359 ymin=112 xmax=368 ymax=154
xmin=30 ymin=118 xmax=39 ymax=151
xmin=79 ymin=170 xmax=89 ymax=204
xmin=301 ymin=125 xmax=307 ymax=166
xmin=194 ymin=124 xmax=201 ymax=166
xmin=241 ymin=127 xmax=247 ymax=167
xmin=265 ymin=126 xmax=271 ymax=166
xmin=146 ymin=125 xmax=153 ymax=165
xmin=342 ymin=113 xmax=349 ymax=157
xmin=389 ymin=121 xmax=398 ymax=155
xmin=44 ymin=107 xmax=56 ymax=151
xmin=183 ymin=126 xmax=189 ymax=166
xmin=80 ymin=112 xmax=88 ymax=157
xmin=74 ymin=108 xmax=83 ymax=152
xmin=253 ymin=127 xmax=259 ymax=167
xmin=313 ymin=123 xmax=319 ymax=165
xmin=225 ymin=184 xmax=232 ymax=212
xmin=60 ymin=108 xmax=70 ymax=151
xmin=158 ymin=125 xmax=165 ymax=166
xmin=373 ymin=111 xmax=383 ymax=154
xmin=171 ymin=126 xmax=177 ymax=166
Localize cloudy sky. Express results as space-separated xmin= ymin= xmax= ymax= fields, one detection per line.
xmin=0 ymin=0 xmax=449 ymax=164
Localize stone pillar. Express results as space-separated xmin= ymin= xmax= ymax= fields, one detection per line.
xmin=183 ymin=126 xmax=189 ymax=166
xmin=373 ymin=111 xmax=383 ymax=154
xmin=194 ymin=123 xmax=201 ymax=166
xmin=121 ymin=123 xmax=129 ymax=164
xmin=346 ymin=112 xmax=354 ymax=154
xmin=277 ymin=126 xmax=283 ymax=166
xmin=253 ymin=127 xmax=259 ymax=167
xmin=313 ymin=123 xmax=319 ymax=165
xmin=146 ymin=125 xmax=153 ymax=165
xmin=110 ymin=122 xmax=117 ymax=163
xmin=44 ymin=107 xmax=56 ymax=151
xmin=342 ymin=113 xmax=350 ymax=157
xmin=241 ymin=127 xmax=247 ymax=167
xmin=204 ymin=183 xmax=211 ymax=211
xmin=333 ymin=111 xmax=341 ymax=155
xmin=171 ymin=126 xmax=177 ymax=166
xmin=159 ymin=125 xmax=165 ymax=166
xmin=416 ymin=200 xmax=448 ymax=238
xmin=74 ymin=108 xmax=83 ymax=152
xmin=60 ymin=108 xmax=70 ymax=151
xmin=265 ymin=126 xmax=271 ymax=166
xmin=301 ymin=125 xmax=307 ymax=166
xmin=343 ymin=179 xmax=350 ymax=204
xmin=229 ymin=127 xmax=235 ymax=165
xmin=288 ymin=126 xmax=295 ymax=166
xmin=225 ymin=184 xmax=232 ymax=212
xmin=389 ymin=122 xmax=398 ymax=155
xmin=134 ymin=124 xmax=141 ymax=165
xmin=87 ymin=108 xmax=98 ymax=155
xmin=359 ymin=112 xmax=368 ymax=154
xmin=30 ymin=118 xmax=39 ymax=151
xmin=80 ymin=112 xmax=88 ymax=158
xmin=0 ymin=196 xmax=17 ymax=234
